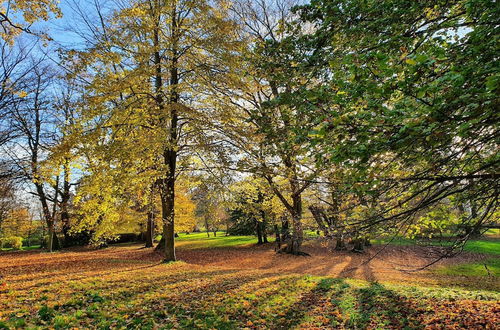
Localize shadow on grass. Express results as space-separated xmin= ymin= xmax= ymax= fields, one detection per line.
xmin=268 ymin=277 xmax=424 ymax=329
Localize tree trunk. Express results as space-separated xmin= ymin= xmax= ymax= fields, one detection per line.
xmin=262 ymin=221 xmax=268 ymax=243
xmin=145 ymin=210 xmax=154 ymax=248
xmin=36 ymin=183 xmax=59 ymax=252
xmin=204 ymin=216 xmax=210 ymax=237
xmin=160 ymin=178 xmax=176 ymax=261
xmin=154 ymin=1 xmax=179 ymax=263
xmin=47 ymin=221 xmax=54 ymax=253
xmin=258 ymin=207 xmax=268 ymax=243
xmin=60 ymin=162 xmax=71 ymax=247
xmin=281 ymin=217 xmax=290 ymax=242
xmin=282 ymin=193 xmax=306 ymax=255
xmin=352 ymin=238 xmax=364 ymax=253
xmin=286 ymin=212 xmax=304 ymax=255
xmin=309 ymin=206 xmax=329 ymax=236
xmin=274 ymin=224 xmax=281 ymax=251
xmin=335 ymin=234 xmax=347 ymax=250
xmin=256 ymin=218 xmax=263 ymax=244
xmin=61 ymin=208 xmax=70 ymax=246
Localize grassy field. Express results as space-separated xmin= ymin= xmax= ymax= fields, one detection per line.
xmin=0 ymin=234 xmax=498 ymax=329
xmin=0 ymin=245 xmax=41 ymax=252
xmin=175 ymin=232 xmax=260 ymax=249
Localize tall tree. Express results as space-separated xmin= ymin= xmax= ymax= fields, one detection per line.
xmin=2 ymin=53 xmax=61 ymax=251
xmin=288 ymin=0 xmax=499 ymax=249
xmin=67 ymin=0 xmax=240 ymax=261
xmin=218 ymin=0 xmax=322 ymax=254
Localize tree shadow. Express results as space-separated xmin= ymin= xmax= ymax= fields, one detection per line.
xmin=338 ymin=254 xmax=376 ymax=282
xmin=273 ymin=277 xmax=340 ymax=329
xmin=348 ymin=282 xmax=424 ymax=329
xmin=267 ymin=274 xmax=424 ymax=328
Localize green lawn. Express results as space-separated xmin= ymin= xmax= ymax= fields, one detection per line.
xmin=435 ymin=258 xmax=500 ymax=277
xmin=175 ymin=232 xmax=268 ymax=249
xmin=461 ymin=240 xmax=500 ymax=255
xmin=0 ymin=245 xmax=41 ymax=252
xmin=170 ymin=230 xmax=321 ymax=249
xmin=372 ymin=237 xmax=500 ymax=255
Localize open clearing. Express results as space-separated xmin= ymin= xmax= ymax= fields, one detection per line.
xmin=1 ymin=235 xmax=499 ymax=329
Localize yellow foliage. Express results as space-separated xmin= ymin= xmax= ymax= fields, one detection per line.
xmin=175 ymin=182 xmax=196 ymax=233
xmin=0 ymin=0 xmax=61 ymax=43
xmin=0 ymin=207 xmax=33 ymax=238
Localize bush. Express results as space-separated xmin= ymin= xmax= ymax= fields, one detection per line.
xmin=110 ymin=233 xmax=142 ymax=244
xmin=0 ymin=236 xmax=23 ymax=249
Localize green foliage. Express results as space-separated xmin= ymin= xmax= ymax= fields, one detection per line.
xmin=284 ymin=0 xmax=499 ymax=237
xmin=227 ymin=208 xmax=256 ymax=235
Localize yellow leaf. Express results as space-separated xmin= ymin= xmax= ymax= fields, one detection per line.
xmin=405 ymin=58 xmax=417 ymax=65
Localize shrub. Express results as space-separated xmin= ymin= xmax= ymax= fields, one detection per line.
xmin=0 ymin=236 xmax=23 ymax=250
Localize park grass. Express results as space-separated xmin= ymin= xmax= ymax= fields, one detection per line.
xmin=173 ymin=231 xmax=319 ymax=249
xmin=175 ymin=232 xmax=264 ymax=249
xmin=1 ymin=233 xmax=498 ymax=328
xmin=0 ymin=248 xmax=498 ymax=329
xmin=372 ymin=237 xmax=500 ymax=255
xmin=0 ymin=245 xmax=41 ymax=252
xmin=460 ymin=240 xmax=500 ymax=255
xmin=435 ymin=258 xmax=500 ymax=277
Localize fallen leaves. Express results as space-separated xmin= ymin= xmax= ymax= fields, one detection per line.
xmin=0 ymin=244 xmax=498 ymax=329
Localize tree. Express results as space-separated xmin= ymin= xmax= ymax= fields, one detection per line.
xmin=67 ymin=0 xmax=240 ymax=261
xmin=0 ymin=170 xmax=15 ymax=236
xmin=1 ymin=49 xmax=63 ymax=251
xmin=193 ymin=176 xmax=229 ymax=237
xmin=0 ymin=207 xmax=32 ymax=238
xmin=174 ymin=180 xmax=196 ymax=233
xmin=0 ymin=0 xmax=60 ymax=43
xmin=228 ymin=176 xmax=285 ymax=243
xmin=219 ymin=0 xmax=323 ymax=254
xmin=286 ymin=0 xmax=499 ymax=252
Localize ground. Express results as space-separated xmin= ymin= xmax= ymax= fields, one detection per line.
xmin=0 ymin=233 xmax=499 ymax=329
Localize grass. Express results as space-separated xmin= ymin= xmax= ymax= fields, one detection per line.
xmin=174 ymin=232 xmax=268 ymax=249
xmin=173 ymin=230 xmax=319 ymax=249
xmin=0 ymin=247 xmax=498 ymax=329
xmin=436 ymin=258 xmax=500 ymax=277
xmin=372 ymin=237 xmax=500 ymax=255
xmin=0 ymin=245 xmax=41 ymax=252
xmin=460 ymin=240 xmax=500 ymax=255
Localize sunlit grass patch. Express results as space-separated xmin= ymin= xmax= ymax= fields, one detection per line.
xmin=436 ymin=258 xmax=500 ymax=277
xmin=174 ymin=232 xmax=268 ymax=249
xmin=461 ymin=240 xmax=500 ymax=255
xmin=372 ymin=237 xmax=500 ymax=255
xmin=0 ymin=245 xmax=41 ymax=252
